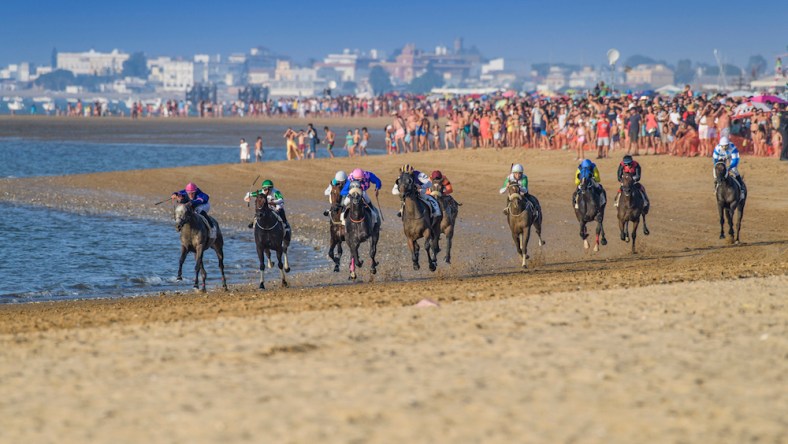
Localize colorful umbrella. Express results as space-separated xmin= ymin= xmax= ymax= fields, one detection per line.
xmin=750 ymin=95 xmax=787 ymax=105
xmin=494 ymin=99 xmax=508 ymax=109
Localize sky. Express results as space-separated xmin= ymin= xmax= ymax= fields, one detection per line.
xmin=2 ymin=0 xmax=787 ymax=70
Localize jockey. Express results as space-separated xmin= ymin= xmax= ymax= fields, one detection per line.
xmin=499 ymin=163 xmax=530 ymax=215
xmin=713 ymin=136 xmax=745 ymax=199
xmin=323 ymin=170 xmax=347 ymax=216
xmin=615 ymin=155 xmax=650 ymax=209
xmin=392 ymin=164 xmax=441 ymax=218
xmin=341 ymin=168 xmax=382 ymax=225
xmin=574 ymin=159 xmax=605 ymax=208
xmin=172 ymin=182 xmax=213 ymax=227
xmin=428 ymin=170 xmax=453 ymax=196
xmin=244 ymin=179 xmax=290 ymax=233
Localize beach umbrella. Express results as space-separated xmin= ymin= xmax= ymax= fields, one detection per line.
xmin=732 ymin=101 xmax=771 ymax=120
xmin=502 ymin=90 xmax=516 ymax=98
xmin=727 ymin=90 xmax=754 ymax=98
xmin=494 ymin=99 xmax=508 ymax=109
xmin=750 ymin=95 xmax=787 ymax=105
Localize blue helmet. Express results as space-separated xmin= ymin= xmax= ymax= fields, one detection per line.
xmin=580 ymin=159 xmax=593 ymax=169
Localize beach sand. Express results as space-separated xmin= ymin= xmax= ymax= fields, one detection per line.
xmin=1 ymin=118 xmax=787 ymax=442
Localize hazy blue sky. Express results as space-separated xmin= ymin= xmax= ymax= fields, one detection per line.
xmin=2 ymin=0 xmax=786 ymax=69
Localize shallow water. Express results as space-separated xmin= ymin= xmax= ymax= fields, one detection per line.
xmin=0 ymin=203 xmax=325 ymax=303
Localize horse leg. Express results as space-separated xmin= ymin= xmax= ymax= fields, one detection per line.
xmin=734 ymin=204 xmax=745 ymax=244
xmin=369 ymin=230 xmax=379 ymax=274
xmin=177 ymin=245 xmax=188 ymax=280
xmin=631 ymin=219 xmax=639 ymax=254
xmin=276 ymin=248 xmax=288 ymax=287
xmin=523 ymin=226 xmax=533 ymax=268
xmin=193 ymin=246 xmax=205 ymax=291
xmin=444 ymin=226 xmax=454 ymax=264
xmin=619 ymin=215 xmax=627 ymax=242
xmin=718 ymin=203 xmax=726 ymax=239
xmin=214 ymin=242 xmax=228 ymax=291
xmin=266 ymin=249 xmax=273 ymax=269
xmin=599 ymin=210 xmax=608 ymax=246
xmin=535 ymin=216 xmax=545 ymax=246
xmin=642 ymin=214 xmax=650 ymax=236
xmin=409 ymin=238 xmax=420 ymax=270
xmin=594 ymin=221 xmax=602 ymax=252
xmin=424 ymin=231 xmax=437 ymax=272
xmin=725 ymin=207 xmax=735 ymax=240
xmin=581 ymin=221 xmax=589 ymax=250
xmin=257 ymin=242 xmax=266 ymax=290
xmin=328 ymin=239 xmax=339 ymax=272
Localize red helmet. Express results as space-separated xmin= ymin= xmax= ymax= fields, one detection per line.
xmin=430 ymin=170 xmax=443 ymax=180
xmin=185 ymin=182 xmax=198 ymax=193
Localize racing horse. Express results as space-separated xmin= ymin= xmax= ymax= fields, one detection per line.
xmin=714 ymin=161 xmax=746 ymax=243
xmin=253 ymin=194 xmax=290 ymax=289
xmin=325 ymin=182 xmax=346 ymax=272
xmin=344 ymin=182 xmax=381 ymax=280
xmin=398 ymin=168 xmax=441 ymax=271
xmin=505 ymin=181 xmax=544 ymax=268
xmin=174 ymin=198 xmax=228 ymax=292
xmin=430 ymin=178 xmax=461 ymax=264
xmin=617 ymin=172 xmax=650 ymax=254
xmin=573 ymin=169 xmax=608 ymax=252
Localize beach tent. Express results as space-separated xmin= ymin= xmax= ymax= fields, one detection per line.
xmin=727 ymin=90 xmax=754 ymax=98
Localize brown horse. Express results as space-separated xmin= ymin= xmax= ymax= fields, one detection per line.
xmin=430 ymin=179 xmax=460 ymax=264
xmin=325 ymin=182 xmax=346 ymax=272
xmin=573 ymin=171 xmax=608 ymax=252
xmin=398 ymin=168 xmax=441 ymax=271
xmin=616 ymin=172 xmax=650 ymax=254
xmin=344 ymin=184 xmax=380 ymax=280
xmin=715 ymin=161 xmax=746 ymax=243
xmin=174 ymin=200 xmax=227 ymax=292
xmin=505 ymin=181 xmax=544 ymax=268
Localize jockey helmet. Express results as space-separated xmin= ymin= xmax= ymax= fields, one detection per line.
xmin=350 ymin=168 xmax=364 ymax=180
xmin=718 ymin=136 xmax=730 ymax=146
xmin=622 ymin=155 xmax=633 ymax=165
xmin=581 ymin=159 xmax=593 ymax=169
xmin=185 ymin=182 xmax=198 ymax=193
xmin=261 ymin=179 xmax=274 ymax=189
xmin=401 ymin=164 xmax=414 ymax=174
xmin=430 ymin=170 xmax=443 ymax=180
xmin=511 ymin=164 xmax=524 ymax=173
xmin=334 ymin=171 xmax=347 ymax=182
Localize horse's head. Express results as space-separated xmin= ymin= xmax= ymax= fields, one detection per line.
xmin=329 ymin=182 xmax=344 ymax=205
xmin=621 ymin=172 xmax=634 ymax=195
xmin=174 ymin=202 xmax=193 ymax=231
xmin=579 ymin=168 xmax=593 ymax=191
xmin=398 ymin=169 xmax=417 ymax=198
xmin=255 ymin=194 xmax=272 ymax=217
xmin=506 ymin=180 xmax=522 ymax=202
xmin=430 ymin=179 xmax=443 ymax=198
xmin=714 ymin=161 xmax=728 ymax=183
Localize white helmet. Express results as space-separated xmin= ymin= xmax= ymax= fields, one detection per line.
xmin=334 ymin=171 xmax=348 ymax=182
xmin=511 ymin=164 xmax=524 ymax=173
xmin=718 ymin=136 xmax=730 ymax=146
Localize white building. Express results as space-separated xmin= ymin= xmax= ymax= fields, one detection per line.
xmin=318 ymin=50 xmax=358 ymax=82
xmin=267 ymin=60 xmax=323 ymax=96
xmin=147 ymin=57 xmax=194 ymax=92
xmin=544 ymin=66 xmax=567 ymax=90
xmin=56 ymin=49 xmax=129 ymax=76
xmin=626 ymin=64 xmax=675 ymax=88
xmin=568 ymin=66 xmax=599 ymax=89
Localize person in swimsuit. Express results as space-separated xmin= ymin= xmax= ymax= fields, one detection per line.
xmin=324 ymin=126 xmax=335 ymax=159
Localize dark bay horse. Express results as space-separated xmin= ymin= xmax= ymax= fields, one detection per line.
xmin=715 ymin=161 xmax=746 ymax=243
xmin=399 ymin=169 xmax=441 ymax=271
xmin=254 ymin=194 xmax=290 ymax=289
xmin=617 ymin=172 xmax=650 ymax=254
xmin=505 ymin=181 xmax=544 ymax=268
xmin=174 ymin=200 xmax=227 ymax=292
xmin=430 ymin=179 xmax=461 ymax=264
xmin=325 ymin=182 xmax=346 ymax=272
xmin=573 ymin=171 xmax=608 ymax=252
xmin=344 ymin=184 xmax=380 ymax=280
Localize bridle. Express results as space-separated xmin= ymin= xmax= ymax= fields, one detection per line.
xmin=347 ymin=193 xmax=366 ymax=224
xmin=399 ymin=173 xmax=428 ymax=221
xmin=254 ymin=196 xmax=280 ymax=231
xmin=507 ymin=183 xmax=526 ymax=217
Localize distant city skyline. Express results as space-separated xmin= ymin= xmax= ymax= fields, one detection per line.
xmin=3 ymin=0 xmax=787 ymax=69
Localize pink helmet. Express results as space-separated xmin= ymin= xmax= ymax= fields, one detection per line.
xmin=350 ymin=168 xmax=364 ymax=180
xmin=185 ymin=182 xmax=198 ymax=192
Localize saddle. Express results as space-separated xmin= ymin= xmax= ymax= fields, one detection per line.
xmin=197 ymin=213 xmax=217 ymax=239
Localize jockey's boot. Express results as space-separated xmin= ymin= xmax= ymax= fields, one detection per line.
xmin=201 ymin=210 xmax=214 ymax=228
xmin=279 ymin=209 xmax=291 ymax=233
xmin=736 ymin=176 xmax=746 ymax=200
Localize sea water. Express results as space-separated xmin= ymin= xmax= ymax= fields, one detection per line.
xmin=0 ymin=203 xmax=324 ymax=303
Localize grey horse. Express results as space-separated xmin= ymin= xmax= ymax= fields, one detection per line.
xmin=174 ymin=200 xmax=227 ymax=292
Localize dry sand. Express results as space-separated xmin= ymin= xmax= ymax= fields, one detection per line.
xmin=1 ymin=118 xmax=787 ymax=443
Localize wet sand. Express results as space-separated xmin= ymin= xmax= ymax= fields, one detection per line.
xmin=1 ymin=118 xmax=787 ymax=442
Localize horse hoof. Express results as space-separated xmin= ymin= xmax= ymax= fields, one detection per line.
xmin=539 ymin=241 xmax=545 ymax=246
xmin=593 ymin=244 xmax=599 ymax=252
xmin=644 ymin=229 xmax=650 ymax=236
xmin=371 ymin=268 xmax=377 ymax=275
xmin=620 ymin=233 xmax=626 ymax=241
xmin=413 ymin=263 xmax=420 ymax=271
xmin=259 ymin=283 xmax=265 ymax=290
xmin=445 ymin=257 xmax=451 ymax=264
xmin=176 ymin=276 xmax=182 ymax=281
xmin=583 ymin=239 xmax=590 ymax=249
xmin=429 ymin=263 xmax=436 ymax=272
xmin=719 ymin=234 xmax=726 ymax=239
xmin=333 ymin=265 xmax=340 ymax=273
xmin=285 ymin=267 xmax=291 ymax=273
xmin=525 ymin=254 xmax=530 ymax=259
xmin=282 ymin=281 xmax=288 ymax=288
xmin=601 ymin=239 xmax=608 ymax=246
